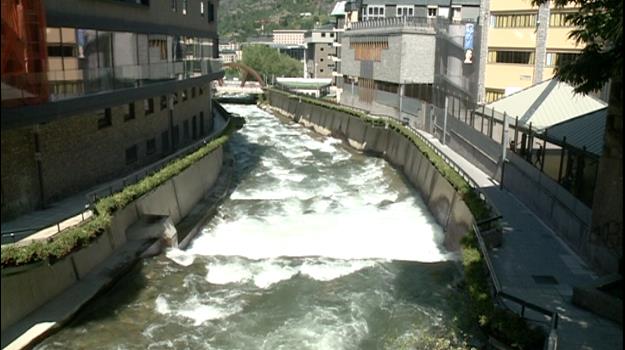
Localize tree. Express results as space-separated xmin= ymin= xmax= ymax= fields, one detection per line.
xmin=242 ymin=45 xmax=303 ymax=79
xmin=531 ymin=0 xmax=622 ymax=274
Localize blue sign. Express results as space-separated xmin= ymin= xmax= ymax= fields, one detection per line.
xmin=464 ymin=23 xmax=474 ymax=50
xmin=464 ymin=23 xmax=475 ymax=64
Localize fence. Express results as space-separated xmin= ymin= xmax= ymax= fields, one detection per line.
xmin=1 ymin=102 xmax=232 ymax=245
xmin=367 ymin=108 xmax=561 ymax=350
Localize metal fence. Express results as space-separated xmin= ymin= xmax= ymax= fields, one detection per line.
xmin=1 ymin=102 xmax=232 ymax=245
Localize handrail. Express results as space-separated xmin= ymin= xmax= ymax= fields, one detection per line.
xmin=1 ymin=206 xmax=91 ymax=244
xmin=267 ymin=88 xmax=558 ymax=349
xmin=2 ymin=102 xmax=231 ymax=245
xmin=86 ymin=104 xmax=231 ymax=204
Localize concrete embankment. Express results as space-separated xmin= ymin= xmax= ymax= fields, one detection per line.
xmin=1 ymin=143 xmax=230 ymax=349
xmin=264 ymin=91 xmax=474 ymax=252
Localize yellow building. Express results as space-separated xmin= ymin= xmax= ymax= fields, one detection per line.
xmin=484 ymin=0 xmax=581 ymax=102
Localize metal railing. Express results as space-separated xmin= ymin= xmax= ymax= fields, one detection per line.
xmin=1 ymin=206 xmax=92 ymax=245
xmin=2 ymin=58 xmax=223 ymax=106
xmin=86 ymin=103 xmax=231 ymax=203
xmin=271 ymin=89 xmax=560 ymax=349
xmin=1 ymin=102 xmax=231 ymax=246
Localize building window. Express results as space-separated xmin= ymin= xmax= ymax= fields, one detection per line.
xmin=201 ymin=1 xmax=205 ymax=16
xmin=173 ymin=92 xmax=179 ymax=105
xmin=183 ymin=120 xmax=190 ymax=139
xmin=47 ymin=45 xmax=76 ymax=57
xmin=192 ymin=115 xmax=198 ymax=139
xmin=98 ymin=108 xmax=112 ymax=129
xmin=161 ymin=131 xmax=170 ymax=153
xmin=124 ymin=103 xmax=135 ymax=121
xmin=492 ymin=13 xmax=537 ymax=28
xmin=207 ymin=2 xmax=215 ymax=22
xmin=320 ymin=68 xmax=324 ymax=73
xmin=182 ymin=0 xmax=187 ymax=15
xmin=182 ymin=89 xmax=188 ymax=101
xmin=365 ymin=5 xmax=385 ymax=20
xmin=160 ymin=95 xmax=168 ymax=110
xmin=320 ymin=47 xmax=324 ymax=52
xmin=146 ymin=138 xmax=156 ymax=155
xmin=376 ymin=80 xmax=399 ymax=93
xmin=485 ymin=88 xmax=505 ymax=102
xmin=144 ymin=98 xmax=154 ymax=115
xmin=125 ymin=145 xmax=138 ymax=164
xmin=191 ymin=87 xmax=196 ymax=98
xmin=320 ymin=58 xmax=324 ymax=62
xmin=199 ymin=87 xmax=203 ymax=95
xmin=549 ymin=12 xmax=573 ymax=27
xmin=396 ymin=5 xmax=414 ymax=17
xmin=451 ymin=6 xmax=461 ymax=21
xmin=200 ymin=111 xmax=205 ymax=135
xmin=546 ymin=52 xmax=581 ymax=67
xmin=321 ymin=33 xmax=326 ymax=37
xmin=171 ymin=0 xmax=176 ymax=12
xmin=427 ymin=6 xmax=438 ymax=18
xmin=488 ymin=50 xmax=535 ymax=64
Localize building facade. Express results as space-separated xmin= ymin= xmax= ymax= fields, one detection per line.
xmin=272 ymin=29 xmax=307 ymax=45
xmin=483 ymin=0 xmax=582 ymax=102
xmin=305 ymin=29 xmax=336 ymax=79
xmin=338 ymin=0 xmax=482 ymax=122
xmin=1 ymin=0 xmax=223 ymax=220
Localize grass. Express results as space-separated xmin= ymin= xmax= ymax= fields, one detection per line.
xmin=1 ymin=115 xmax=244 ymax=268
xmin=265 ymin=87 xmax=546 ymax=349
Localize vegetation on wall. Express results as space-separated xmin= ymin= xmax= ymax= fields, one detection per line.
xmin=0 ymin=114 xmax=245 ymax=268
xmin=264 ymin=88 xmax=546 ymax=349
xmin=242 ymin=45 xmax=304 ymax=80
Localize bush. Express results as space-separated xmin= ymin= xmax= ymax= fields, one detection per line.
xmin=1 ymin=125 xmax=235 ymax=268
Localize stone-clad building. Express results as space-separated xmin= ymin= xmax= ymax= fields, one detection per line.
xmin=338 ymin=0 xmax=482 ymax=123
xmin=1 ymin=0 xmax=223 ymax=220
xmin=305 ymin=29 xmax=336 ymax=79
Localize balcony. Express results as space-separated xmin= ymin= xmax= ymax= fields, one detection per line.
xmin=1 ymin=58 xmax=223 ymax=107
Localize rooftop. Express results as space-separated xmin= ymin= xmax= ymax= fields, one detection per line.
xmin=486 ymin=78 xmax=607 ymax=131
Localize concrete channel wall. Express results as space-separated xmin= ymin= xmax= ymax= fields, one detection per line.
xmin=267 ymin=90 xmax=473 ymax=251
xmin=1 ymin=147 xmax=223 ymax=332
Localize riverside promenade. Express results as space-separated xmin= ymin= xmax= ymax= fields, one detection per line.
xmin=1 ymin=113 xmax=227 ymax=246
xmin=414 ymin=128 xmax=622 ymax=350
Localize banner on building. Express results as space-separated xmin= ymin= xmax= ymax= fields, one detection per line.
xmin=464 ymin=23 xmax=474 ymax=64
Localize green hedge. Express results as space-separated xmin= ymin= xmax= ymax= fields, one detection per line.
xmin=1 ymin=116 xmax=244 ymax=268
xmin=266 ymin=87 xmax=545 ymax=348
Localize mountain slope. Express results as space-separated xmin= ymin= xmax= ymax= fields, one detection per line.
xmin=219 ymin=0 xmax=338 ymax=41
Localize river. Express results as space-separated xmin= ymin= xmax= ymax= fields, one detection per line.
xmin=36 ymin=104 xmax=476 ymax=350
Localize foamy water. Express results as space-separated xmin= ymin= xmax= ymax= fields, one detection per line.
xmin=35 ymin=104 xmax=473 ymax=350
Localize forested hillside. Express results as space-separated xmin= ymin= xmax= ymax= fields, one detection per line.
xmin=219 ymin=0 xmax=338 ymax=41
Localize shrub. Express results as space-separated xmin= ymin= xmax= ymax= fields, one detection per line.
xmin=1 ymin=123 xmax=236 ymax=268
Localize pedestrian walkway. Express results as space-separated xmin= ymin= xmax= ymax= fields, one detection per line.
xmin=415 ymin=129 xmax=622 ymax=350
xmin=1 ymin=111 xmax=228 ymax=245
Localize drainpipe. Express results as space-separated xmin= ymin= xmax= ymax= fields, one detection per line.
xmin=533 ymin=1 xmax=550 ymax=84
xmin=442 ymin=96 xmax=448 ymax=145
xmin=398 ymin=84 xmax=404 ymax=122
xmin=169 ymin=94 xmax=176 ymax=152
xmin=33 ymin=124 xmax=45 ymax=209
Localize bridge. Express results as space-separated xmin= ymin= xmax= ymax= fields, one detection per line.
xmin=215 ymin=80 xmax=264 ymax=95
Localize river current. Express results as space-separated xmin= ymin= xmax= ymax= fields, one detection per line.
xmin=36 ymin=104 xmax=475 ymax=349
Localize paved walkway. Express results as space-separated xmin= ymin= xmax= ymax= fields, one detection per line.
xmin=415 ymin=129 xmax=622 ymax=350
xmin=1 ymin=112 xmax=227 ymax=245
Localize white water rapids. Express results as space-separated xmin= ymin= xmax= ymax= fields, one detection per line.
xmin=35 ymin=104 xmax=474 ymax=350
